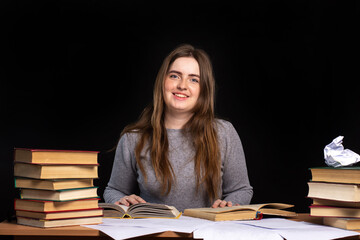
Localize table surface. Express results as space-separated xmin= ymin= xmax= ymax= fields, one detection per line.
xmin=0 ymin=214 xmax=355 ymax=239
xmin=0 ymin=219 xmax=194 ymax=238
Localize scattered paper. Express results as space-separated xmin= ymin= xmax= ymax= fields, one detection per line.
xmin=238 ymin=218 xmax=360 ymax=240
xmin=84 ymin=217 xmax=360 ymax=240
xmin=324 ymin=136 xmax=360 ymax=167
xmin=193 ymin=221 xmax=283 ymax=240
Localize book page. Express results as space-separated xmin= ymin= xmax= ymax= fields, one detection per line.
xmin=189 ymin=203 xmax=293 ymax=214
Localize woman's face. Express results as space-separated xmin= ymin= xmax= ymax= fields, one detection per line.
xmin=163 ymin=57 xmax=201 ymax=116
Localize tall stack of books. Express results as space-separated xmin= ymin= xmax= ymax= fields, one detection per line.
xmin=14 ymin=148 xmax=103 ymax=228
xmin=307 ymin=166 xmax=360 ymax=230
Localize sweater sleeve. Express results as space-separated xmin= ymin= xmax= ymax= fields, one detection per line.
xmin=103 ymin=133 xmax=140 ymax=204
xmin=219 ymin=120 xmax=253 ymax=205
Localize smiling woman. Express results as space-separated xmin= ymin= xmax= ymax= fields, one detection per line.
xmin=103 ymin=44 xmax=253 ymax=212
xmin=163 ymin=57 xmax=201 ymax=129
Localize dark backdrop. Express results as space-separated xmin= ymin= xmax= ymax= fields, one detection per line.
xmin=2 ymin=0 xmax=359 ymax=221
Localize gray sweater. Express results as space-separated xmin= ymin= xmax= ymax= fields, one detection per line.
xmin=104 ymin=119 xmax=253 ymax=212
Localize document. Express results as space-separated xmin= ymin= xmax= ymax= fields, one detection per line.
xmin=84 ymin=217 xmax=360 ymax=240
xmin=239 ymin=218 xmax=360 ymax=240
xmin=193 ymin=221 xmax=283 ymax=240
xmin=84 ymin=216 xmax=215 ymax=239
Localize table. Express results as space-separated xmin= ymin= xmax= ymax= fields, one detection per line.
xmin=0 ymin=220 xmax=194 ymax=240
xmin=0 ymin=214 xmax=359 ymax=240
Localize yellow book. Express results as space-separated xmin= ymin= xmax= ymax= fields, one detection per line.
xmin=15 ymin=178 xmax=94 ymax=190
xmin=15 ymin=148 xmax=99 ymax=164
xmin=14 ymin=163 xmax=98 ymax=179
xmin=183 ymin=203 xmax=296 ymax=221
xmin=20 ymin=187 xmax=99 ymax=201
xmin=16 ymin=208 xmax=103 ymax=220
xmin=15 ymin=198 xmax=100 ymax=212
xmin=323 ymin=217 xmax=360 ymax=230
xmin=99 ymin=202 xmax=181 ymax=219
xmin=17 ymin=216 xmax=102 ymax=228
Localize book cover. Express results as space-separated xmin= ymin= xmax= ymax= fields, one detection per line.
xmin=99 ymin=202 xmax=181 ymax=219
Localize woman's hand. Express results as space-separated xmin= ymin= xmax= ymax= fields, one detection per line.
xmin=114 ymin=194 xmax=146 ymax=206
xmin=212 ymin=199 xmax=239 ymax=208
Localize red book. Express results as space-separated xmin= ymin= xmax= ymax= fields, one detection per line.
xmin=15 ymin=198 xmax=100 ymax=212
xmin=16 ymin=208 xmax=103 ymax=220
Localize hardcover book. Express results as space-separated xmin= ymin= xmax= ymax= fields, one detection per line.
xmin=20 ymin=187 xmax=99 ymax=201
xmin=15 ymin=198 xmax=100 ymax=212
xmin=310 ymin=205 xmax=360 ymax=218
xmin=14 ymin=148 xmax=99 ymax=164
xmin=14 ymin=162 xmax=98 ymax=179
xmin=323 ymin=217 xmax=360 ymax=230
xmin=310 ymin=167 xmax=360 ymax=184
xmin=307 ymin=182 xmax=360 ymax=202
xmin=17 ymin=216 xmax=102 ymax=228
xmin=16 ymin=208 xmax=103 ymax=220
xmin=15 ymin=178 xmax=94 ymax=190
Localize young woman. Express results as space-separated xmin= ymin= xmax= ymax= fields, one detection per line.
xmin=104 ymin=44 xmax=253 ymax=212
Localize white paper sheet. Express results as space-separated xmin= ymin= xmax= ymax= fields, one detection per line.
xmin=193 ymin=221 xmax=283 ymax=240
xmin=84 ymin=217 xmax=360 ymax=240
xmin=238 ymin=218 xmax=360 ymax=240
xmin=84 ymin=216 xmax=215 ymax=239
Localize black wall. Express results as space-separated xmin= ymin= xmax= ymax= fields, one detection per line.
xmin=2 ymin=0 xmax=360 ymax=220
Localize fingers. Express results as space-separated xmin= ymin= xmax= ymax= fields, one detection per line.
xmin=116 ymin=194 xmax=146 ymax=206
xmin=212 ymin=199 xmax=233 ymax=208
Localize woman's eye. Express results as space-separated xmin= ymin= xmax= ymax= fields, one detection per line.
xmin=190 ymin=78 xmax=199 ymax=83
xmin=170 ymin=74 xmax=179 ymax=79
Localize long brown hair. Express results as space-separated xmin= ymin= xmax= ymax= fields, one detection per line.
xmin=122 ymin=44 xmax=221 ymax=201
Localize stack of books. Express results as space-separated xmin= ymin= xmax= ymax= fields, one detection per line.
xmin=307 ymin=166 xmax=360 ymax=230
xmin=14 ymin=148 xmax=103 ymax=228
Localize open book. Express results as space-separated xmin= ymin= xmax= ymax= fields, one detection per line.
xmin=183 ymin=203 xmax=296 ymax=221
xmin=99 ymin=202 xmax=181 ymax=219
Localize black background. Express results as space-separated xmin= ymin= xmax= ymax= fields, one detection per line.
xmin=2 ymin=0 xmax=360 ymax=221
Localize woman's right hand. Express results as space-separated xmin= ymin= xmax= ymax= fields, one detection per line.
xmin=114 ymin=194 xmax=146 ymax=206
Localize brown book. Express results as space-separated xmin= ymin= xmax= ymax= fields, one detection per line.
xmin=308 ymin=182 xmax=360 ymax=202
xmin=14 ymin=163 xmax=98 ymax=179
xmin=20 ymin=187 xmax=99 ymax=201
xmin=310 ymin=205 xmax=360 ymax=218
xmin=99 ymin=202 xmax=181 ymax=219
xmin=312 ymin=198 xmax=360 ymax=208
xmin=15 ymin=178 xmax=94 ymax=190
xmin=17 ymin=216 xmax=102 ymax=228
xmin=15 ymin=148 xmax=99 ymax=164
xmin=15 ymin=198 xmax=100 ymax=212
xmin=183 ymin=203 xmax=296 ymax=221
xmin=323 ymin=217 xmax=360 ymax=230
xmin=310 ymin=167 xmax=360 ymax=184
xmin=16 ymin=208 xmax=103 ymax=220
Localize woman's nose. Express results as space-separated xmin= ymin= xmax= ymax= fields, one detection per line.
xmin=177 ymin=79 xmax=187 ymax=90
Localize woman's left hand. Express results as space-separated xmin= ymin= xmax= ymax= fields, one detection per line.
xmin=212 ymin=199 xmax=238 ymax=208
